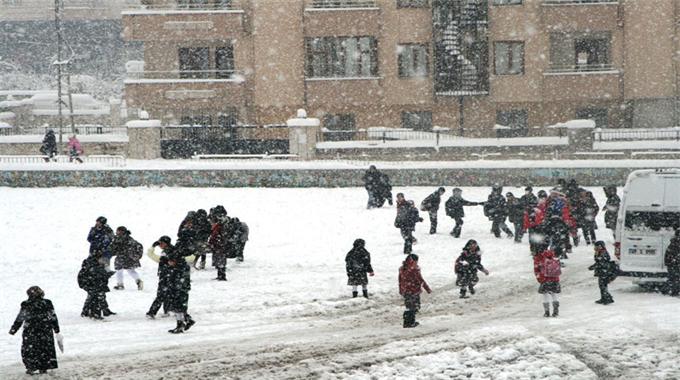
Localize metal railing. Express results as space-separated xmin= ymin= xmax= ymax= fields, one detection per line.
xmin=545 ymin=63 xmax=616 ymax=74
xmin=593 ymin=128 xmax=680 ymax=142
xmin=133 ymin=1 xmax=238 ymax=10
xmin=310 ymin=0 xmax=377 ymax=9
xmin=160 ymin=124 xmax=287 ymax=140
xmin=318 ymin=128 xmax=458 ymax=144
xmin=0 ymin=155 xmax=126 ymax=167
xmin=127 ymin=69 xmax=238 ymax=80
xmin=1 ymin=126 xmax=127 ymax=136
xmin=543 ymin=0 xmax=618 ymax=4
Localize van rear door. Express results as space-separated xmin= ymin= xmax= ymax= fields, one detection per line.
xmin=620 ymin=235 xmax=664 ymax=274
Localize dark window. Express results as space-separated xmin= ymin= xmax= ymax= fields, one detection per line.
xmin=496 ymin=109 xmax=528 ymax=137
xmin=179 ymin=47 xmax=210 ymax=79
xmin=215 ymin=45 xmax=234 ymax=78
xmin=401 ymin=111 xmax=433 ymax=131
xmin=305 ymin=37 xmax=378 ymax=78
xmin=494 ymin=41 xmax=524 ymax=75
xmin=625 ymin=211 xmax=680 ymax=231
xmin=398 ymin=44 xmax=429 ymax=77
xmin=492 ymin=0 xmax=521 ymax=5
xmin=180 ymin=115 xmax=212 ymax=127
xmin=397 ymin=0 xmax=428 ymax=7
xmin=177 ymin=0 xmax=232 ymax=9
xmin=575 ymin=37 xmax=609 ymax=67
xmin=576 ymin=108 xmax=608 ymax=128
xmin=322 ymin=114 xmax=356 ymax=141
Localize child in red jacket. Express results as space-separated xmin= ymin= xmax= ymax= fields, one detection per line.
xmin=534 ymin=245 xmax=562 ymax=317
xmin=398 ymin=254 xmax=431 ymax=328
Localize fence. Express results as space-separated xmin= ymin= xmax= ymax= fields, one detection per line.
xmin=1 ymin=126 xmax=127 ymax=136
xmin=593 ymin=128 xmax=680 ymax=142
xmin=0 ymin=154 xmax=126 ymax=167
xmin=318 ymin=128 xmax=459 ymax=144
xmin=310 ymin=0 xmax=377 ymax=8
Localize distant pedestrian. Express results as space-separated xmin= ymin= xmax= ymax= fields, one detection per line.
xmin=506 ymin=192 xmax=525 ymax=243
xmin=579 ymin=191 xmax=599 ymax=245
xmin=394 ymin=200 xmax=423 ymax=254
xmin=588 ymin=241 xmax=616 ymax=305
xmin=232 ymin=217 xmax=249 ymax=262
xmin=110 ymin=226 xmax=144 ymax=291
xmin=420 ymin=187 xmax=446 ymax=234
xmin=87 ymin=216 xmax=114 ymax=270
xmin=484 ymin=185 xmax=513 ymax=239
xmin=444 ymin=188 xmax=484 ymax=238
xmin=193 ymin=209 xmax=212 ymax=270
xmin=398 ymin=254 xmax=431 ymax=328
xmin=345 ymin=239 xmax=374 ymax=298
xmin=664 ymin=229 xmax=680 ymax=296
xmin=153 ymin=235 xmax=195 ymax=333
xmin=67 ymin=135 xmax=83 ymax=163
xmin=602 ymin=186 xmax=620 ymax=238
xmin=519 ymin=186 xmax=538 ymax=210
xmin=208 ymin=208 xmax=230 ymax=281
xmin=454 ymin=239 xmax=489 ymax=298
xmin=77 ymin=250 xmax=115 ymax=319
xmin=362 ymin=165 xmax=383 ymax=208
xmin=395 ymin=192 xmax=407 ymax=209
xmin=533 ymin=245 xmax=561 ymax=317
xmin=39 ymin=129 xmax=57 ymax=162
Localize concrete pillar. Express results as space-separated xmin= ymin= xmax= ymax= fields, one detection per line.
xmin=565 ymin=119 xmax=596 ymax=152
xmin=126 ymin=119 xmax=162 ymax=159
xmin=286 ymin=109 xmax=320 ymax=160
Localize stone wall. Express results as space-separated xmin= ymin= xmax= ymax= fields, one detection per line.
xmin=0 ymin=167 xmax=647 ymax=188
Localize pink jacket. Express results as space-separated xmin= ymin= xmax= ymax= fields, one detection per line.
xmin=67 ymin=137 xmax=82 ymax=154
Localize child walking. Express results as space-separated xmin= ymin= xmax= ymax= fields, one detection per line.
xmin=454 ymin=240 xmax=489 ymax=298
xmin=345 ymin=239 xmax=374 ymax=298
xmin=398 ymin=254 xmax=431 ymax=328
xmin=534 ymin=245 xmax=562 ymax=317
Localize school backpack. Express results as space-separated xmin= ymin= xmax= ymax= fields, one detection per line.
xmin=546 ymin=197 xmax=566 ymax=219
xmin=77 ymin=266 xmax=88 ymax=289
xmin=541 ymin=256 xmax=562 ymax=278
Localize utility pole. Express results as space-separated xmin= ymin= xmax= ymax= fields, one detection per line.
xmin=54 ymin=0 xmax=64 ymax=146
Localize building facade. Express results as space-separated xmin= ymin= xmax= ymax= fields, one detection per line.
xmin=122 ymin=0 xmax=680 ymax=137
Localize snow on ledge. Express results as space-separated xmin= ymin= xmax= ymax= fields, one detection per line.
xmin=546 ymin=119 xmax=596 ymax=129
xmin=122 ymin=9 xmax=245 ymax=16
xmin=126 ymin=120 xmax=161 ymax=129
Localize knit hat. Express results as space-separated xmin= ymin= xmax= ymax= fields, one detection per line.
xmin=153 ymin=235 xmax=171 ymax=247
xmin=96 ymin=216 xmax=107 ymax=224
xmin=594 ymin=241 xmax=606 ymax=249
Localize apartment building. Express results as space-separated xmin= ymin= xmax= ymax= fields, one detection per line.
xmin=121 ymin=0 xmax=680 ymax=137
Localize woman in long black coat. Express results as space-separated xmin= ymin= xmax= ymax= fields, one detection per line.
xmin=9 ymin=286 xmax=60 ymax=375
xmin=345 ymin=239 xmax=374 ymax=298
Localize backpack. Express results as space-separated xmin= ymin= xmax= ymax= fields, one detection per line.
xmin=77 ymin=266 xmax=88 ymax=289
xmin=546 ymin=197 xmax=565 ymax=219
xmin=133 ymin=241 xmax=143 ymax=261
xmin=541 ymin=256 xmax=562 ymax=278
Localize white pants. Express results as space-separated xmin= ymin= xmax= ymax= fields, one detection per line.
xmin=542 ymin=293 xmax=560 ymax=303
xmin=351 ymin=285 xmax=368 ymax=292
xmin=116 ymin=269 xmax=140 ymax=284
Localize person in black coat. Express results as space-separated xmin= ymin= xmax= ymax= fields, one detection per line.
xmin=231 ymin=217 xmax=249 ymax=262
xmin=421 ymin=187 xmax=446 ymax=234
xmin=377 ymin=171 xmax=393 ymax=206
xmin=208 ymin=210 xmax=230 ymax=281
xmin=444 ymin=188 xmax=484 ymax=238
xmin=345 ymin=239 xmax=375 ymax=298
xmin=664 ymin=229 xmax=680 ymax=296
xmin=588 ymin=241 xmax=616 ymax=305
xmin=78 ymin=250 xmax=115 ymax=319
xmin=154 ymin=236 xmax=195 ymax=333
xmin=193 ymin=209 xmax=212 ymax=270
xmin=395 ymin=200 xmax=423 ymax=254
xmin=506 ymin=192 xmax=525 ymax=243
xmin=87 ymin=216 xmax=114 ymax=270
xmin=39 ymin=129 xmax=57 ymax=162
xmin=9 ymin=286 xmax=61 ymax=375
xmin=602 ymin=186 xmax=620 ymax=238
xmin=484 ymin=185 xmax=513 ymax=239
xmin=111 ymin=226 xmax=144 ymax=291
xmin=362 ymin=165 xmax=382 ymax=209
xmin=519 ymin=186 xmax=538 ymax=210
xmin=454 ymin=240 xmax=489 ymax=298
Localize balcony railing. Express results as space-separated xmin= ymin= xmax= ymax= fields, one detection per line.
xmin=543 ymin=0 xmax=618 ymax=5
xmin=126 ymin=70 xmax=242 ymax=81
xmin=544 ymin=63 xmax=617 ymax=74
xmin=593 ymin=128 xmax=680 ymax=142
xmin=128 ymin=0 xmax=239 ymax=11
xmin=310 ymin=0 xmax=377 ymax=9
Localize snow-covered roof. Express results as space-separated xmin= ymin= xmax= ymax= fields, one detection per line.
xmin=0 ymin=112 xmax=15 ymax=120
xmin=126 ymin=120 xmax=161 ymax=129
xmin=30 ymin=93 xmax=110 ymax=116
xmin=0 ymin=122 xmax=12 ymax=129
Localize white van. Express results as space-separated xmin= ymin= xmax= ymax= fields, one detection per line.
xmin=615 ymin=169 xmax=680 ymax=286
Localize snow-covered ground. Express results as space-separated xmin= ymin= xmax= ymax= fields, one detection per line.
xmin=1 ymin=186 xmax=679 ymax=379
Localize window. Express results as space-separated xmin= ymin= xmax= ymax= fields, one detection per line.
xmin=492 ymin=0 xmax=521 ymax=4
xmin=625 ymin=211 xmax=680 ymax=232
xmin=550 ymin=31 xmax=611 ymax=71
xmin=177 ymin=0 xmax=232 ymax=9
xmin=576 ymin=108 xmax=608 ymax=128
xmin=180 ymin=115 xmax=212 ymax=127
xmin=179 ymin=47 xmax=210 ymax=79
xmin=305 ymin=37 xmax=378 ymax=78
xmin=494 ymin=41 xmax=524 ymax=75
xmin=398 ymin=44 xmax=428 ymax=77
xmin=401 ymin=111 xmax=433 ymax=131
xmin=397 ymin=0 xmax=428 ymax=7
xmin=1 ymin=0 xmax=22 ymax=5
xmin=496 ymin=109 xmax=528 ymax=137
xmin=322 ymin=114 xmax=356 ymax=141
xmin=215 ymin=45 xmax=234 ymax=78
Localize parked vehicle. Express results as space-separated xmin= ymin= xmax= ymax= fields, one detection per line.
xmin=615 ymin=169 xmax=680 ymax=287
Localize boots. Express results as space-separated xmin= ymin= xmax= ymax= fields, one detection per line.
xmin=184 ymin=315 xmax=196 ymax=331
xmin=113 ymin=284 xmax=124 ymax=290
xmin=136 ymin=279 xmax=144 ymax=291
xmin=543 ymin=303 xmax=550 ymax=317
xmin=459 ymin=288 xmax=469 ymax=299
xmin=403 ymin=310 xmax=418 ymax=328
xmin=102 ymin=309 xmax=116 ymax=316
xmin=216 ymin=268 xmax=227 ymax=281
xmin=362 ymin=289 xmax=369 ymax=299
xmin=168 ymin=320 xmax=185 ymax=334
xmin=352 ymin=291 xmax=358 ymax=298
xmin=552 ymin=302 xmax=559 ymax=317
xmin=468 ymin=285 xmax=475 ymax=295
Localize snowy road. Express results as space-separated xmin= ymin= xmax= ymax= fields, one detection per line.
xmin=1 ymin=187 xmax=679 ymax=379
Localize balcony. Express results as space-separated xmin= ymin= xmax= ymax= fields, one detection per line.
xmin=126 ymin=0 xmax=241 ymax=13
xmin=541 ymin=65 xmax=622 ymax=102
xmin=307 ymin=0 xmax=378 ymax=10
xmin=544 ymin=63 xmax=618 ymax=75
xmin=125 ymin=69 xmax=244 ymax=84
